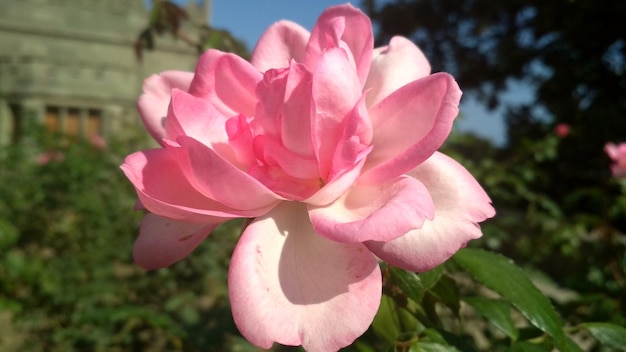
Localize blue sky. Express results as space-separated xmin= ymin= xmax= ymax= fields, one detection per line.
xmin=169 ymin=0 xmax=506 ymax=145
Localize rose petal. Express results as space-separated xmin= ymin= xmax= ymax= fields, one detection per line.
xmin=359 ymin=73 xmax=462 ymax=185
xmin=251 ymin=20 xmax=310 ymax=72
xmin=305 ymin=4 xmax=373 ymax=85
xmin=329 ymin=96 xmax=372 ymax=180
xmin=311 ymin=48 xmax=362 ymax=179
xmin=170 ymin=136 xmax=283 ymax=210
xmin=188 ymin=49 xmax=261 ymax=118
xmin=364 ymin=36 xmax=431 ymax=107
xmin=253 ymin=135 xmax=319 ymax=180
xmin=281 ymin=62 xmax=315 ymax=158
xmin=166 ymin=88 xmax=246 ymax=160
xmin=229 ymin=202 xmax=381 ymax=351
xmin=121 ymin=149 xmax=275 ymax=220
xmin=304 ymin=149 xmax=370 ymax=207
xmin=133 ymin=213 xmax=218 ymax=270
xmin=366 ymin=152 xmax=495 ymax=272
xmin=605 ymin=143 xmax=617 ymax=159
xmin=137 ymin=71 xmax=193 ymax=143
xmin=309 ymin=175 xmax=434 ymax=243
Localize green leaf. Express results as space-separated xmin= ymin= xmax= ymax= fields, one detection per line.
xmin=428 ymin=274 xmax=460 ymax=316
xmin=415 ymin=329 xmax=474 ymax=351
xmin=464 ymin=297 xmax=519 ymax=340
xmin=389 ymin=266 xmax=425 ymax=303
xmin=419 ymin=265 xmax=444 ymax=291
xmin=582 ymin=322 xmax=626 ymax=351
xmin=507 ymin=341 xmax=552 ymax=352
xmin=453 ymin=248 xmax=579 ymax=351
xmin=412 ymin=342 xmax=459 ymax=352
xmin=372 ymin=295 xmax=401 ymax=344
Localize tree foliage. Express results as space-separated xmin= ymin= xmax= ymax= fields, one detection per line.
xmin=135 ymin=0 xmax=249 ymax=61
xmin=366 ymin=0 xmax=626 ymax=199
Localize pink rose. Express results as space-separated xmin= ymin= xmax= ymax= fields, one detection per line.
xmin=605 ymin=142 xmax=626 ymax=177
xmin=89 ymin=134 xmax=107 ymax=150
xmin=554 ymin=123 xmax=571 ymax=138
xmin=36 ymin=151 xmax=64 ymax=165
xmin=121 ymin=4 xmax=494 ymax=351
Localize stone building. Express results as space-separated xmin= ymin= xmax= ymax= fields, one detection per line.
xmin=0 ymin=0 xmax=211 ymax=145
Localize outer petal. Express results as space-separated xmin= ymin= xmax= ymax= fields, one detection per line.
xmin=188 ymin=50 xmax=261 ymax=118
xmin=137 ymin=71 xmax=193 ymax=143
xmin=229 ymin=202 xmax=381 ymax=352
xmin=133 ymin=213 xmax=218 ymax=270
xmin=250 ymin=20 xmax=310 ymax=72
xmin=359 ymin=73 xmax=462 ymax=185
xmin=309 ymin=176 xmax=434 ymax=243
xmin=364 ymin=36 xmax=431 ymax=107
xmin=121 ymin=149 xmax=275 ymax=220
xmin=366 ymin=152 xmax=495 ymax=272
xmin=305 ymin=4 xmax=373 ymax=86
xmin=170 ymin=136 xmax=283 ymax=210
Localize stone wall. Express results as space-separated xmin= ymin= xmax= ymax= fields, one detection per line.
xmin=0 ymin=0 xmax=208 ymax=144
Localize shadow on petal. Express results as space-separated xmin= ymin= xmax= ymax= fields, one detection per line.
xmin=276 ymin=203 xmax=379 ymax=304
xmin=229 ymin=202 xmax=382 ymax=351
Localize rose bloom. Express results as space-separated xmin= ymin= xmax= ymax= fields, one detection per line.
xmin=605 ymin=142 xmax=626 ymax=177
xmin=121 ymin=4 xmax=494 ymax=351
xmin=554 ymin=123 xmax=571 ymax=138
xmin=36 ymin=151 xmax=64 ymax=165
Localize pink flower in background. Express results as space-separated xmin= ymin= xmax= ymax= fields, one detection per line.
xmin=554 ymin=123 xmax=571 ymax=138
xmin=122 ymin=4 xmax=494 ymax=351
xmin=605 ymin=142 xmax=626 ymax=177
xmin=36 ymin=151 xmax=65 ymax=165
xmin=89 ymin=134 xmax=107 ymax=150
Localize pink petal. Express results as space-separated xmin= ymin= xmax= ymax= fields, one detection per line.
xmin=248 ymin=162 xmax=321 ymax=201
xmin=364 ymin=36 xmax=431 ymax=107
xmin=304 ymin=153 xmax=369 ymax=206
xmin=228 ymin=202 xmax=382 ymax=351
xmin=280 ymin=62 xmax=316 ymax=158
xmin=170 ymin=136 xmax=283 ymax=210
xmin=137 ymin=71 xmax=193 ymax=143
xmin=133 ymin=213 xmax=218 ymax=270
xmin=121 ymin=149 xmax=275 ymax=220
xmin=254 ymin=61 xmax=316 ymax=159
xmin=309 ymin=176 xmax=434 ymax=243
xmin=188 ymin=50 xmax=261 ymax=118
xmin=359 ymin=73 xmax=462 ymax=185
xmin=253 ymin=135 xmax=319 ymax=180
xmin=165 ymin=89 xmax=227 ymax=142
xmin=225 ymin=114 xmax=256 ymax=166
xmin=311 ymin=48 xmax=362 ymax=179
xmin=305 ymin=4 xmax=373 ymax=86
xmin=166 ymin=89 xmax=240 ymax=165
xmin=254 ymin=67 xmax=290 ymax=139
xmin=366 ymin=152 xmax=495 ymax=272
xmin=329 ymin=96 xmax=372 ymax=180
xmin=604 ymin=142 xmax=624 ymax=161
xmin=250 ymin=20 xmax=310 ymax=72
